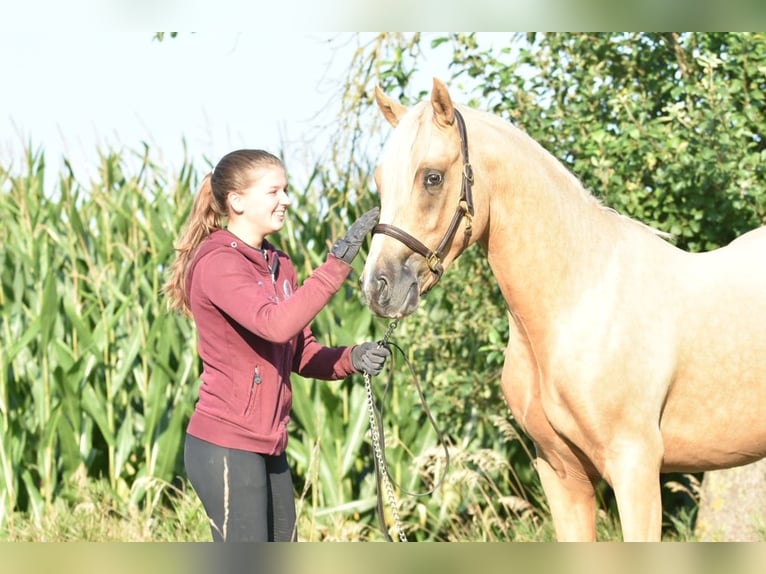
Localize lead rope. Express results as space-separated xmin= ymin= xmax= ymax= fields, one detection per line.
xmin=364 ymin=319 xmax=407 ymax=542
xmin=363 ymin=319 xmax=451 ymax=542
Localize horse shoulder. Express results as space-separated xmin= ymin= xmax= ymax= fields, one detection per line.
xmin=501 ymin=310 xmax=541 ymax=434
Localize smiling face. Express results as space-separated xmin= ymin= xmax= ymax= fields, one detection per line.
xmin=227 ymin=165 xmax=291 ymax=247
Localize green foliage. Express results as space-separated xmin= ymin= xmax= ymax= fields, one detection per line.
xmin=447 ymin=32 xmax=766 ymax=251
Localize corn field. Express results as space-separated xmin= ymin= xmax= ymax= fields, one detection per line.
xmin=0 ymin=147 xmax=201 ymax=527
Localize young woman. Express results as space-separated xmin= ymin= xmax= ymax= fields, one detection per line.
xmin=164 ymin=149 xmax=389 ymax=542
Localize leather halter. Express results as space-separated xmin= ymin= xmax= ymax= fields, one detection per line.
xmin=372 ymin=109 xmax=475 ymax=288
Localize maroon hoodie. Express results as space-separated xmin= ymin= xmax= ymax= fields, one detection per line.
xmin=185 ymin=229 xmax=357 ymax=455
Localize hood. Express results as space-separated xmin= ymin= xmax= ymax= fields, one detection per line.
xmin=186 ymin=229 xmax=289 ymax=295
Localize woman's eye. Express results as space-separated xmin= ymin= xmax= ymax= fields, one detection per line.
xmin=424 ymin=172 xmax=443 ymax=188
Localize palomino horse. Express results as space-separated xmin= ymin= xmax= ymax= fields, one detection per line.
xmin=360 ymin=78 xmax=766 ymax=541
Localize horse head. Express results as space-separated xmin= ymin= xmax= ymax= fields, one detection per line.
xmin=361 ymin=78 xmax=479 ymax=318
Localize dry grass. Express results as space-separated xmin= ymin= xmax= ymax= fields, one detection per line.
xmin=0 ymin=478 xmax=209 ymax=542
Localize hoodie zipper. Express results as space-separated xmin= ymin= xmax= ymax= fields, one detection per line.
xmin=244 ymin=248 xmax=279 ymax=416
xmin=244 ymin=365 xmax=262 ymax=415
xmin=262 ymin=249 xmax=279 ymax=287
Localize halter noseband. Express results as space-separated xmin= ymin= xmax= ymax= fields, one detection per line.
xmin=372 ymin=109 xmax=475 ymax=288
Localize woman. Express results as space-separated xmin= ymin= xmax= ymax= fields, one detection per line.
xmin=164 ymin=149 xmax=389 ymax=542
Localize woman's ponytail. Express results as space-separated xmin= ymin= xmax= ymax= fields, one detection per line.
xmin=163 ymin=173 xmax=223 ymax=314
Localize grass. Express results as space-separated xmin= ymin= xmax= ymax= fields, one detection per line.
xmin=0 ymin=474 xmax=702 ymax=542
xmin=0 ymin=478 xmax=210 ymax=542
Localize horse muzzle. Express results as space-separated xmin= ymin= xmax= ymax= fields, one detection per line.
xmin=361 ymin=262 xmax=421 ymax=318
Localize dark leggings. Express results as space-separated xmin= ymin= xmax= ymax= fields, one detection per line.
xmin=184 ymin=434 xmax=297 ymax=542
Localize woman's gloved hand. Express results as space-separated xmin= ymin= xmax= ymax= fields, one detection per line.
xmin=330 ymin=207 xmax=380 ymax=264
xmin=351 ymin=341 xmax=391 ymax=376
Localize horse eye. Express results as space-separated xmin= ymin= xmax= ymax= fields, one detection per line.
xmin=423 ymin=171 xmax=443 ymax=188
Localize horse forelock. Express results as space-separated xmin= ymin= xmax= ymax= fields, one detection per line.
xmin=378 ymin=102 xmax=437 ymax=215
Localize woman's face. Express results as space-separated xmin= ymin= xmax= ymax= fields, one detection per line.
xmin=229 ymin=165 xmax=292 ymax=242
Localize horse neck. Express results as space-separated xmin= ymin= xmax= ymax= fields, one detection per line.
xmin=478 ymin=120 xmax=622 ymax=322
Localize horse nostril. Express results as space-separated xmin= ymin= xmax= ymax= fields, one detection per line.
xmin=375 ymin=272 xmax=391 ymax=300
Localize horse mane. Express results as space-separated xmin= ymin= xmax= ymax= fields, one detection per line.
xmin=610 ymin=208 xmax=674 ymax=239
xmin=473 ymin=106 xmax=673 ymax=241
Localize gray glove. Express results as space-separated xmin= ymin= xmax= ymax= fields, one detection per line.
xmin=330 ymin=207 xmax=380 ymax=264
xmin=351 ymin=341 xmax=391 ymax=376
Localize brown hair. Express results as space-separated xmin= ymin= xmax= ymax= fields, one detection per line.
xmin=163 ymin=149 xmax=284 ymax=314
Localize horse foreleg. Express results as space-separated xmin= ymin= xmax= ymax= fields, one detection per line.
xmin=535 ymin=453 xmax=598 ymax=541
xmin=604 ymin=437 xmax=664 ymax=541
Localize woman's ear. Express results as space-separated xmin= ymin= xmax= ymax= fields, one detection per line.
xmin=228 ymin=193 xmax=244 ymax=214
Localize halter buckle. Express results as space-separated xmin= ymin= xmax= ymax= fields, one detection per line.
xmin=459 ymin=201 xmax=473 ymax=230
xmin=426 ymin=252 xmax=442 ymax=274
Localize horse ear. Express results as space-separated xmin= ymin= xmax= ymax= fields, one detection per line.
xmin=431 ymin=77 xmax=455 ymax=128
xmin=375 ymin=85 xmax=407 ymax=127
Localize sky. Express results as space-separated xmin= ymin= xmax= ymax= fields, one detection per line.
xmin=0 ymin=32 xmax=460 ymax=193
xmin=0 ymin=32 xmax=357 ymax=189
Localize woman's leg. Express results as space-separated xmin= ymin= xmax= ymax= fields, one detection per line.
xmin=184 ymin=434 xmax=270 ymax=542
xmin=265 ymin=452 xmax=297 ymax=542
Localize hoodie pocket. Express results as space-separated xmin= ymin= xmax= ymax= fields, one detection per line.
xmin=243 ymin=365 xmax=262 ymax=416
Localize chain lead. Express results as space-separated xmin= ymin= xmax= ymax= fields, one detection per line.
xmin=380 ymin=319 xmax=399 ymax=346
xmin=366 ymin=319 xmax=407 ymax=542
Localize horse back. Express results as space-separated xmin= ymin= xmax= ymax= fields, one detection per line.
xmin=661 ymin=225 xmax=766 ymax=471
